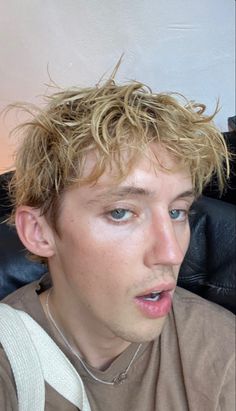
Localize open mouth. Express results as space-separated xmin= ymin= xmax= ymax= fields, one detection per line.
xmin=134 ymin=286 xmax=175 ymax=318
xmin=140 ymin=291 xmax=162 ymax=302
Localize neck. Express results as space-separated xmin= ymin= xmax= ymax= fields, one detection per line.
xmin=40 ymin=288 xmax=131 ymax=370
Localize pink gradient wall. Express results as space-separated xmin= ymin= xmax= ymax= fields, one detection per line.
xmin=0 ymin=0 xmax=235 ymax=173
xmin=0 ymin=125 xmax=16 ymax=174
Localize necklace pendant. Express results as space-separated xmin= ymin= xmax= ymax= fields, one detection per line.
xmin=113 ymin=372 xmax=127 ymax=385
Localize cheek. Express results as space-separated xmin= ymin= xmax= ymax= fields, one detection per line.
xmin=181 ymin=224 xmax=191 ymax=254
xmin=58 ymin=224 xmax=137 ymax=278
xmin=174 ymin=223 xmax=191 ymax=255
xmin=56 ymin=215 xmax=146 ymax=286
xmin=74 ymin=220 xmax=143 ymax=260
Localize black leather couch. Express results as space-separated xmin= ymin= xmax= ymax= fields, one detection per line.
xmin=1 ymin=143 xmax=236 ymax=313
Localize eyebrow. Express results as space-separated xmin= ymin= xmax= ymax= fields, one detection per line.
xmin=87 ymin=186 xmax=195 ymax=204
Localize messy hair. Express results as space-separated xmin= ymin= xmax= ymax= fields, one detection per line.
xmin=8 ymin=79 xmax=229 ymax=231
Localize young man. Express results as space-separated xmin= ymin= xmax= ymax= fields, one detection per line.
xmin=0 ymin=79 xmax=235 ymax=410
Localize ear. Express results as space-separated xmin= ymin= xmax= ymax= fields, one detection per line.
xmin=15 ymin=206 xmax=55 ymax=258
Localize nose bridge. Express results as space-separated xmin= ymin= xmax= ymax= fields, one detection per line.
xmin=147 ymin=211 xmax=184 ymax=266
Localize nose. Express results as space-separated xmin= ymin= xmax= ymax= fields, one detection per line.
xmin=144 ymin=212 xmax=188 ymax=268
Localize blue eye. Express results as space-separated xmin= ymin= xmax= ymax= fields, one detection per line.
xmin=109 ymin=209 xmax=132 ymax=221
xmin=169 ymin=209 xmax=187 ymax=221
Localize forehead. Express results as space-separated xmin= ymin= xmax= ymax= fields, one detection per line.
xmin=65 ymin=143 xmax=193 ymax=204
xmin=83 ymin=143 xmax=186 ymax=181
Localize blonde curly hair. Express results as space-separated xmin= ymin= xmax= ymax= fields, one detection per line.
xmin=8 ymin=79 xmax=229 ymax=230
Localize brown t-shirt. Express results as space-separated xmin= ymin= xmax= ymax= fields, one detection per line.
xmin=0 ymin=275 xmax=235 ymax=411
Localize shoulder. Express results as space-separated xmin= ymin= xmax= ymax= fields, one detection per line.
xmin=172 ymin=286 xmax=235 ymax=361
xmin=1 ymin=273 xmax=50 ymax=311
xmin=169 ymin=287 xmax=235 ymax=407
xmin=173 ymin=286 xmax=235 ymax=324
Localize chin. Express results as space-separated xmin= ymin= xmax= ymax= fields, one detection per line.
xmin=117 ymin=318 xmax=167 ymax=344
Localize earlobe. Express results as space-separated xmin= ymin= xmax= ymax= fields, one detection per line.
xmin=15 ymin=206 xmax=55 ymax=258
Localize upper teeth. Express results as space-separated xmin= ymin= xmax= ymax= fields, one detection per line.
xmin=143 ymin=291 xmax=161 ymax=301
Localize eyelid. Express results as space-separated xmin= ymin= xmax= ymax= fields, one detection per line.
xmin=103 ymin=201 xmax=138 ymax=213
xmin=170 ymin=198 xmax=194 ymax=213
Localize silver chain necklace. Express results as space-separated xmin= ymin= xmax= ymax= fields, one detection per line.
xmin=45 ymin=289 xmax=142 ymax=385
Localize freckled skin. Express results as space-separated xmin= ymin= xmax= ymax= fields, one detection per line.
xmin=40 ymin=144 xmax=194 ymax=365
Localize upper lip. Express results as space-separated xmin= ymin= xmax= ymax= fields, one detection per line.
xmin=135 ymin=282 xmax=176 ymax=298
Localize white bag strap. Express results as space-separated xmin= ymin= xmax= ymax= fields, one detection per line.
xmin=18 ymin=309 xmax=91 ymax=411
xmin=0 ymin=303 xmax=45 ymax=411
xmin=0 ymin=303 xmax=91 ymax=411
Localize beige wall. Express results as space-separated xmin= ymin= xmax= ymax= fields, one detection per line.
xmin=0 ymin=146 xmax=13 ymax=173
xmin=0 ymin=110 xmax=23 ymax=173
xmin=0 ymin=0 xmax=235 ymax=172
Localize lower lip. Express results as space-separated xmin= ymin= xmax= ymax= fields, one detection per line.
xmin=134 ymin=291 xmax=172 ymax=319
